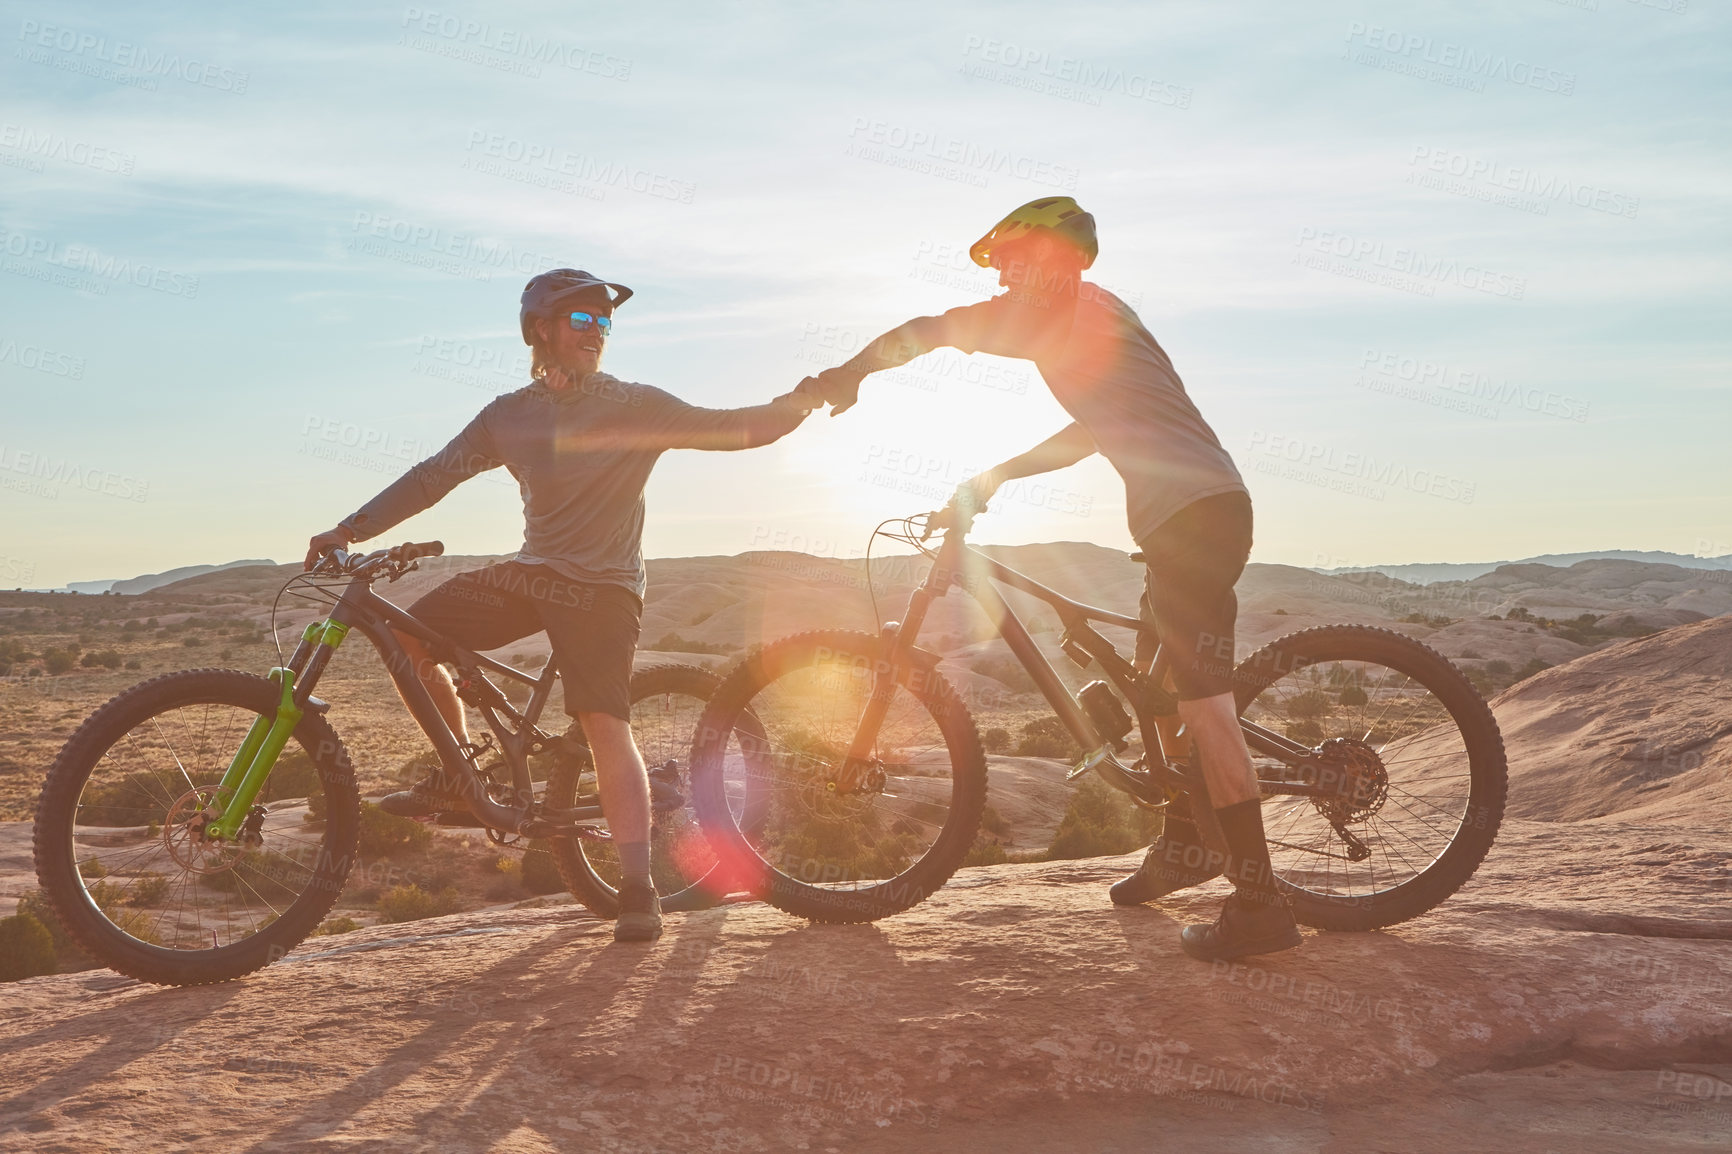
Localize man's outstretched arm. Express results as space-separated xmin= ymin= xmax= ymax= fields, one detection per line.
xmin=801 ymin=305 xmax=995 ymax=414
xmin=647 ymin=387 xmax=818 ymax=452
xmin=304 ymin=414 xmax=503 ymax=568
xmin=953 ymin=422 xmax=1097 ymax=509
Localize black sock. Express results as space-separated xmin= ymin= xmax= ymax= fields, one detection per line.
xmin=1212 ymin=799 xmax=1284 ymax=908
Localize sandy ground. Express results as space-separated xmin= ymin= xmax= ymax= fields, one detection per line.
xmin=3 ymin=817 xmax=1730 ymax=1153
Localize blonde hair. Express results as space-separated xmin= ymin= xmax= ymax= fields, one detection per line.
xmin=528 ymin=315 xmax=555 ymax=380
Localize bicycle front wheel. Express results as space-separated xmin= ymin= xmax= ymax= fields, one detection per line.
xmin=1232 ymin=625 xmax=1507 ymax=931
xmin=32 ymin=669 xmax=361 ymax=986
xmin=688 ymin=630 xmax=987 ymax=923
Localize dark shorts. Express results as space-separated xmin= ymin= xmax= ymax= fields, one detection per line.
xmin=406 ymin=561 xmax=642 ymax=720
xmin=1134 ymin=491 xmax=1253 ymax=701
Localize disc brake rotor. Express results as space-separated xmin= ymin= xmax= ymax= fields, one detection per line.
xmin=162 ymin=789 xmax=245 ymax=874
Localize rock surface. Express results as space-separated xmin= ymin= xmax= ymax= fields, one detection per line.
xmin=3 ymin=817 xmax=1730 ymax=1153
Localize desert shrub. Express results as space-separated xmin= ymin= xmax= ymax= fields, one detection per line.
xmin=1514 ymin=657 xmax=1551 ymax=682
xmin=126 ymin=873 xmax=170 ymax=906
xmin=41 ymin=648 xmax=76 ymax=675
xmin=961 ymin=836 xmax=1008 ymax=867
xmin=80 ymin=649 xmax=123 ymax=669
xmin=375 ymin=884 xmax=461 ymax=924
xmin=974 ymin=654 xmax=1039 ymax=695
xmin=15 ymin=891 xmax=71 ymax=958
xmin=395 ymin=749 xmax=442 ymax=784
xmin=1043 ymin=775 xmax=1163 ymax=861
xmin=981 ymin=727 xmax=1011 ymax=754
xmin=520 ymin=840 xmax=564 ymax=895
xmin=0 ymin=638 xmax=30 ymax=675
xmin=0 ymin=911 xmax=58 ymax=981
xmin=1486 ymin=659 xmax=1512 ymax=675
xmin=980 ymin=803 xmax=1009 ymax=837
xmin=311 ymin=916 xmax=361 ymax=936
xmin=356 ymin=802 xmax=433 ymax=857
xmin=1338 ymin=685 xmax=1368 ymax=707
xmin=1014 ymin=715 xmax=1079 ymax=759
xmin=124 ymin=659 xmax=142 ymax=670
xmin=1283 ymin=690 xmax=1331 ymax=720
xmin=259 ymin=748 xmax=321 ymax=804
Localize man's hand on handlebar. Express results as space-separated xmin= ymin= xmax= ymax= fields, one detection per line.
xmin=305 ymin=525 xmax=355 ymax=571
xmin=951 ymin=470 xmax=1001 ymax=515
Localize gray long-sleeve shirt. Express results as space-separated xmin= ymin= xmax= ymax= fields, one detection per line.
xmin=843 ymin=287 xmax=1245 ymax=544
xmin=340 ymin=373 xmax=807 ymax=597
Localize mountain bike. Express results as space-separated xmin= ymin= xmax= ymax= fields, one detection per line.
xmin=688 ymin=506 xmax=1507 ymax=926
xmin=32 ymin=542 xmax=738 ymax=986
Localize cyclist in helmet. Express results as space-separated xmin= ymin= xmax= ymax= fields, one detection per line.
xmin=798 ymin=199 xmax=1297 ymax=962
xmin=305 ymin=268 xmax=820 ymax=942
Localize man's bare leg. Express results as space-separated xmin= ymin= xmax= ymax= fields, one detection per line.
xmin=579 ymin=711 xmax=651 ymax=848
xmin=392 ymin=631 xmax=469 ymax=744
xmin=581 ymin=710 xmax=661 ymax=941
xmin=1175 ymin=691 xmax=1300 ymax=961
xmin=1178 ymin=691 xmax=1256 ymax=806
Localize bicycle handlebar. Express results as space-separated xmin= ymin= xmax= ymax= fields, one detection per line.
xmin=921 ymin=502 xmax=979 ymax=541
xmin=312 ymin=540 xmax=444 ymax=579
xmin=390 ymin=540 xmax=444 ymax=563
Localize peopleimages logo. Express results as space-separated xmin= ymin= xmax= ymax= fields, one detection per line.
xmin=1247 ymin=430 xmax=1476 ymax=505
xmin=0 ymin=123 xmax=135 ymax=175
xmin=1407 ymin=146 xmax=1639 ymax=219
xmin=0 ymin=443 xmax=149 ymax=502
xmin=346 ymin=211 xmax=563 ymax=280
xmin=0 ymin=227 xmax=199 ymax=298
xmin=15 ymin=20 xmax=250 ymax=93
xmin=0 ymin=335 xmax=84 ymax=379
xmin=958 ymin=35 xmax=1193 ymax=109
xmin=462 ymin=131 xmax=696 ymax=204
xmin=845 ymin=117 xmax=1080 ymax=191
xmin=398 ymin=8 xmax=631 ymax=79
xmin=1344 ymin=22 xmax=1576 ymax=95
xmin=1295 ymin=227 xmax=1526 ymax=300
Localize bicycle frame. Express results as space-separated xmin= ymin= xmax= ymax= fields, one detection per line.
xmin=846 ymin=517 xmax=1339 ymax=805
xmin=208 ymin=565 xmax=601 ymax=841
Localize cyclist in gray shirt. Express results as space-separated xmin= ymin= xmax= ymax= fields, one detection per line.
xmin=801 ymin=198 xmax=1299 ymax=962
xmin=305 ymin=268 xmax=817 ymax=942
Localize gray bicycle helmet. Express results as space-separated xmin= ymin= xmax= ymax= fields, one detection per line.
xmin=520 ymin=268 xmax=634 ymax=343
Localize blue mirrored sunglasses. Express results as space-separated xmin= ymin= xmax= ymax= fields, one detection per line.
xmin=568 ymin=311 xmax=612 ymax=335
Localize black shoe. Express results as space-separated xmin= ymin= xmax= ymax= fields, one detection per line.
xmin=1110 ymin=827 xmax=1223 ymax=906
xmin=1179 ymin=891 xmax=1302 ymax=962
xmin=377 ymin=771 xmax=472 ymax=819
xmin=614 ymin=881 xmax=663 ymax=942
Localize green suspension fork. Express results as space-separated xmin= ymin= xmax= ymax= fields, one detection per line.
xmin=206 ymin=618 xmax=349 ymax=839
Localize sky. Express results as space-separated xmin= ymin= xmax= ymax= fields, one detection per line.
xmin=1 ymin=0 xmax=1728 ymax=589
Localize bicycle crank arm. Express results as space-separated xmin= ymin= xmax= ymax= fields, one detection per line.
xmin=1072 ymin=747 xmax=1169 ymax=810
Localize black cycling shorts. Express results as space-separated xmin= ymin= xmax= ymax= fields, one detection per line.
xmin=1134 ymin=490 xmax=1253 ymax=702
xmin=406 ymin=560 xmax=642 ymax=720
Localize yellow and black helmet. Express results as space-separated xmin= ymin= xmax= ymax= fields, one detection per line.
xmin=969 ymin=196 xmax=1098 ymax=269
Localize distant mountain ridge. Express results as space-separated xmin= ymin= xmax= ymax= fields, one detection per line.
xmin=1312 ymin=550 xmax=1732 ymax=586
xmin=62 ymin=559 xmax=277 ymax=596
